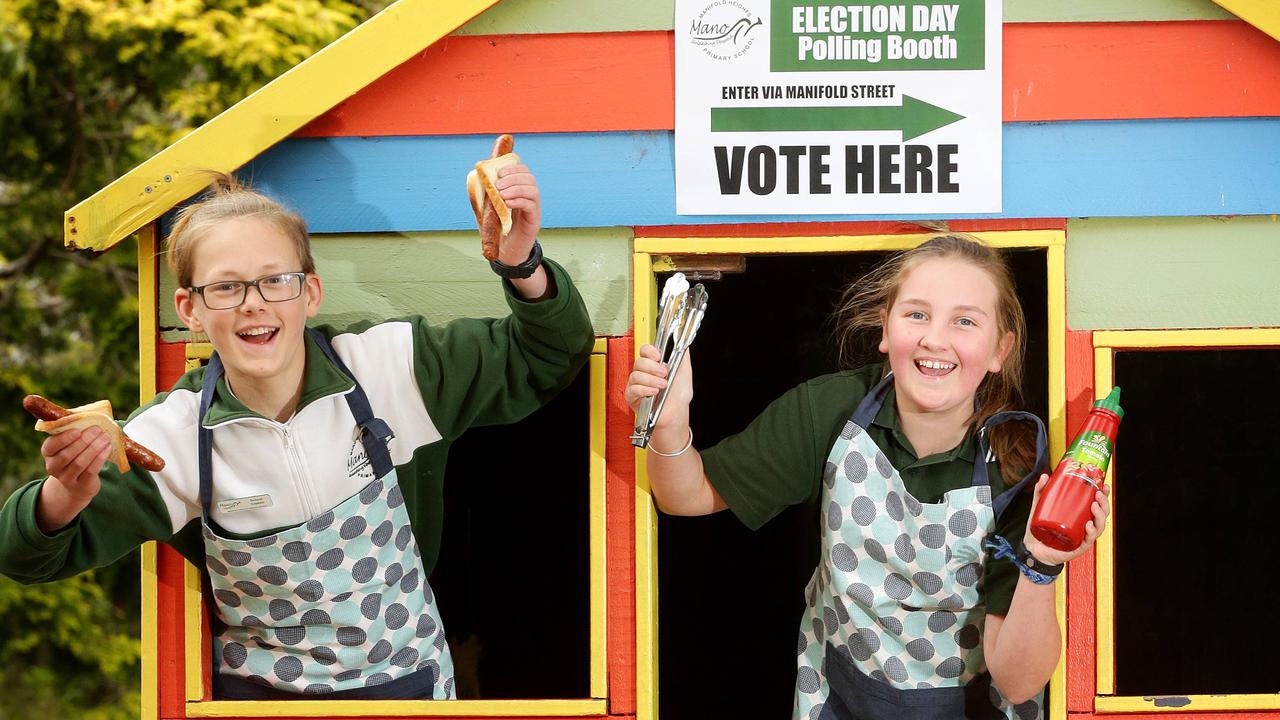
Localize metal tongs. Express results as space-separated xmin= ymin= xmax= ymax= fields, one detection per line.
xmin=631 ymin=273 xmax=709 ymax=448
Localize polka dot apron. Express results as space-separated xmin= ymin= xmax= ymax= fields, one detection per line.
xmin=197 ymin=329 xmax=454 ymax=700
xmin=795 ymin=374 xmax=1047 ymax=720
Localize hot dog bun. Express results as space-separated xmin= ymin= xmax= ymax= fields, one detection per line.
xmin=34 ymin=401 xmax=131 ymax=473
xmin=467 ymin=134 xmax=517 ymax=261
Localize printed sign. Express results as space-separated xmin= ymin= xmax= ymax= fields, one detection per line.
xmin=675 ymin=0 xmax=1002 ymax=215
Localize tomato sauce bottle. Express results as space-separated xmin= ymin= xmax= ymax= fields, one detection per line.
xmin=1030 ymin=387 xmax=1124 ymax=551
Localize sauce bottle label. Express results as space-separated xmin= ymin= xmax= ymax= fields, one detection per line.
xmin=1060 ymin=429 xmax=1113 ymax=490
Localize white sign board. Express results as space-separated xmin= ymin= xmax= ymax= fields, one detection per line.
xmin=675 ymin=0 xmax=1002 ymax=215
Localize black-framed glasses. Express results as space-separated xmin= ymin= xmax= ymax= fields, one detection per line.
xmin=190 ymin=272 xmax=307 ymax=310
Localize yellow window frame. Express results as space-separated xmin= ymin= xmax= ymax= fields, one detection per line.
xmin=1092 ymin=328 xmax=1280 ymax=713
xmin=139 ymin=226 xmax=610 ymax=717
xmin=632 ymin=229 xmax=1067 ymax=720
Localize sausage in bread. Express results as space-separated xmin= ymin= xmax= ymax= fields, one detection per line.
xmin=23 ymin=394 xmax=167 ymax=473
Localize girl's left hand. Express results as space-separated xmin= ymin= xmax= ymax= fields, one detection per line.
xmin=494 ymin=163 xmax=542 ymax=266
xmin=1021 ymin=474 xmax=1112 ymax=566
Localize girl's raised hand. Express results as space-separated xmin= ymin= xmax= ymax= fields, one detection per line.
xmin=1022 ymin=474 xmax=1112 ymax=566
xmin=494 ymin=163 xmax=541 ymax=266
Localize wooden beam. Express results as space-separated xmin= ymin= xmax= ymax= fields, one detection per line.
xmin=1212 ymin=0 xmax=1280 ymax=42
xmin=64 ymin=0 xmax=502 ymax=253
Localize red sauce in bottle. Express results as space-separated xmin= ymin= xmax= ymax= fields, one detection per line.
xmin=1030 ymin=387 xmax=1123 ymax=552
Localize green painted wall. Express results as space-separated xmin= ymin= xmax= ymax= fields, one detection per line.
xmin=1066 ymin=216 xmax=1280 ymax=330
xmin=1004 ymin=0 xmax=1229 ymax=21
xmin=159 ymin=228 xmax=634 ymax=340
xmin=455 ymin=0 xmax=1230 ymax=35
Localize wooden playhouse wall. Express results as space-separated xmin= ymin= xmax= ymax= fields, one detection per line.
xmin=143 ymin=0 xmax=1280 ymax=718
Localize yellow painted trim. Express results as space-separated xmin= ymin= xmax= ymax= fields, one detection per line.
xmin=632 ymin=252 xmax=659 ymax=720
xmin=1045 ymin=242 xmax=1068 ymax=720
xmin=633 ymin=229 xmax=1063 ymax=255
xmin=185 ymin=560 xmax=205 ymax=701
xmin=141 ymin=542 xmax=159 ymax=720
xmin=1212 ymin=0 xmax=1280 ymax=42
xmin=632 ymin=232 xmax=1063 ymax=720
xmin=137 ymin=225 xmax=160 ymax=720
xmin=1098 ymin=693 xmax=1280 ymax=712
xmin=1089 ymin=327 xmax=1280 ymax=700
xmin=138 ymin=225 xmax=158 ymax=401
xmin=185 ymin=699 xmax=609 ymax=717
xmin=64 ymin=0 xmax=501 ymax=253
xmin=184 ymin=340 xmax=211 ymax=704
xmin=1092 ymin=348 xmax=1115 ymax=696
xmin=186 ymin=342 xmax=214 ymax=363
xmin=181 ymin=338 xmax=607 ymax=708
xmin=589 ymin=350 xmax=608 ymax=699
xmin=1093 ymin=328 xmax=1280 ymax=348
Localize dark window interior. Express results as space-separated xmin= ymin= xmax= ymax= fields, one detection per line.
xmin=657 ymin=250 xmax=1048 ymax=720
xmin=434 ymin=370 xmax=590 ymax=698
xmin=1113 ymin=348 xmax=1280 ymax=696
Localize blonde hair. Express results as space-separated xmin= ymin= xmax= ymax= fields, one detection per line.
xmin=166 ymin=173 xmax=315 ymax=288
xmin=833 ymin=235 xmax=1035 ymax=485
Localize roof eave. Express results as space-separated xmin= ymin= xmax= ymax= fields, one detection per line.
xmin=65 ymin=0 xmax=501 ymax=252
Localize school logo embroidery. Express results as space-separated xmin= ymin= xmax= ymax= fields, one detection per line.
xmin=689 ymin=0 xmax=763 ymax=61
xmin=347 ymin=427 xmax=396 ymax=480
xmin=348 ymin=436 xmax=375 ymax=481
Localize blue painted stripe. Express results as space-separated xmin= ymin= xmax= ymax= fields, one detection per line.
xmin=244 ymin=119 xmax=1280 ymax=232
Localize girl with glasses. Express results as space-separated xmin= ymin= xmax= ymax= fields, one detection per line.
xmin=0 ymin=167 xmax=593 ymax=701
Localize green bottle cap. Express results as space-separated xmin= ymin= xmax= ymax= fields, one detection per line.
xmin=1093 ymin=386 xmax=1124 ymax=420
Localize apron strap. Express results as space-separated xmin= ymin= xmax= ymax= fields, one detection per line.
xmin=846 ymin=371 xmax=1047 ymax=520
xmin=305 ymin=328 xmax=396 ymax=479
xmin=976 ymin=410 xmax=1049 ymax=519
xmin=195 ymin=330 xmax=398 ymax=520
xmin=197 ymin=354 xmax=224 ymax=517
xmin=849 ymin=372 xmax=895 ymax=429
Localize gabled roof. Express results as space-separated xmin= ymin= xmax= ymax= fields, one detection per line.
xmin=65 ymin=0 xmax=499 ymax=253
xmin=1213 ymin=0 xmax=1280 ymax=42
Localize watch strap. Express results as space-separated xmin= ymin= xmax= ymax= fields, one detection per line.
xmin=490 ymin=240 xmax=543 ymax=279
xmin=1017 ymin=541 xmax=1065 ymax=577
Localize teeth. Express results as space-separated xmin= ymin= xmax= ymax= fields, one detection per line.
xmin=238 ymin=327 xmax=275 ymax=337
xmin=917 ymin=359 xmax=955 ymax=370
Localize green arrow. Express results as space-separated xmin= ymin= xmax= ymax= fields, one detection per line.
xmin=710 ymin=95 xmax=964 ymax=141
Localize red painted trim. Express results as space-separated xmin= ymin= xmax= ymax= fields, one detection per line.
xmin=297 ymin=31 xmax=673 ymax=137
xmin=156 ymin=341 xmax=187 ymax=394
xmin=605 ymin=335 xmax=637 ymax=714
xmin=156 ymin=338 xmax=190 ymax=718
xmin=1005 ymin=21 xmax=1280 ymax=122
xmin=1064 ymin=707 xmax=1264 ymax=712
xmin=202 ymin=590 xmax=213 ymax=701
xmin=1063 ymin=329 xmax=1096 ymax=712
xmin=297 ymin=21 xmax=1280 ymax=138
xmin=195 ymin=712 xmax=614 ymax=717
xmin=157 ymin=544 xmax=188 ymax=718
xmin=634 ymin=218 xmax=1066 ymax=238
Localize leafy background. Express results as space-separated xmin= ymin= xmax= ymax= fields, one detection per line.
xmin=0 ymin=2 xmax=388 ymax=716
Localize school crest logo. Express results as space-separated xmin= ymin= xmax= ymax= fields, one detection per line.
xmin=348 ymin=436 xmax=375 ymax=481
xmin=690 ymin=0 xmax=763 ymax=61
xmin=347 ymin=427 xmax=394 ymax=481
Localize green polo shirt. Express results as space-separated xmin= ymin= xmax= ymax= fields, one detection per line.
xmin=700 ymin=363 xmax=1033 ymax=616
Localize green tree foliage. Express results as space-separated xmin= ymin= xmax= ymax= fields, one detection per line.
xmin=0 ymin=1 xmax=386 ymax=716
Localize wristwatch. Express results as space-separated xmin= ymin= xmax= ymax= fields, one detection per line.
xmin=1017 ymin=541 xmax=1065 ymax=577
xmin=490 ymin=240 xmax=543 ymax=279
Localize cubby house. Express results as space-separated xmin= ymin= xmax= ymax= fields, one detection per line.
xmin=65 ymin=0 xmax=1280 ymax=718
